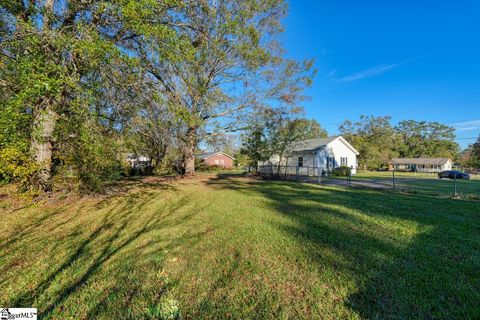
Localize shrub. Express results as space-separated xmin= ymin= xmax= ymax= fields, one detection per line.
xmin=0 ymin=146 xmax=38 ymax=190
xmin=196 ymin=163 xmax=226 ymax=172
xmin=331 ymin=166 xmax=351 ymax=177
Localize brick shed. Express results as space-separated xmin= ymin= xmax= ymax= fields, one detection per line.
xmin=200 ymin=151 xmax=235 ymax=168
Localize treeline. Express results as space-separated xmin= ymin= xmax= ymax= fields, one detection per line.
xmin=1 ymin=2 xmax=476 ymax=194
xmin=460 ymin=137 xmax=480 ymax=169
xmin=0 ymin=0 xmax=314 ymax=192
xmin=239 ymin=114 xmax=470 ymax=171
xmin=339 ymin=116 xmax=460 ymax=170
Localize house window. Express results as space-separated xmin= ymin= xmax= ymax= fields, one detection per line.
xmin=214 ymin=159 xmax=219 ymax=165
xmin=341 ymin=157 xmax=348 ymax=166
xmin=327 ymin=157 xmax=335 ymax=168
xmin=219 ymin=159 xmax=225 ymax=165
xmin=298 ymin=157 xmax=303 ymax=167
xmin=405 ymin=164 xmax=411 ymax=170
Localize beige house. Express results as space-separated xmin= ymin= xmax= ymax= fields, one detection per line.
xmin=389 ymin=158 xmax=452 ymax=172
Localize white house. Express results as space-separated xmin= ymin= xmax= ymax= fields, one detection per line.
xmin=390 ymin=158 xmax=452 ymax=172
xmin=260 ymin=136 xmax=359 ymax=175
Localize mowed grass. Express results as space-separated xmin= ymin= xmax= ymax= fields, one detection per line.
xmin=353 ymin=170 xmax=480 ymax=199
xmin=1 ymin=174 xmax=479 ymax=319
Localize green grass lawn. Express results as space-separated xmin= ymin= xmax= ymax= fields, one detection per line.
xmin=1 ymin=174 xmax=479 ymax=319
xmin=352 ymin=170 xmax=480 ymax=199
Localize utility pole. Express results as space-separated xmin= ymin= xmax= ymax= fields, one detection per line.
xmin=454 ymin=174 xmax=458 ymax=197
xmin=392 ymin=169 xmax=396 ymax=189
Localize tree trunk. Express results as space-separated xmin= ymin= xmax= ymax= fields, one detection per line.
xmin=183 ymin=126 xmax=197 ymax=175
xmin=31 ymin=103 xmax=57 ymax=191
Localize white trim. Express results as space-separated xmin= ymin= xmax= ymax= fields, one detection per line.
xmin=202 ymin=151 xmax=235 ymax=160
xmin=328 ymin=136 xmax=360 ymax=155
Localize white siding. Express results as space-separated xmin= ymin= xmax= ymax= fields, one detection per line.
xmin=259 ymin=136 xmax=358 ymax=175
xmin=443 ymin=161 xmax=452 ymax=170
xmin=316 ymin=138 xmax=357 ymax=174
xmin=286 ymin=153 xmax=315 ymax=167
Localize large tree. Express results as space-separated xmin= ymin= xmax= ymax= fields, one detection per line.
xmin=339 ymin=116 xmax=400 ymax=170
xmin=241 ymin=109 xmax=319 ymax=172
xmin=465 ymin=134 xmax=480 ymax=168
xmin=138 ymin=0 xmax=314 ymax=174
xmin=395 ymin=120 xmax=459 ymax=159
xmin=0 ymin=0 xmax=182 ymax=190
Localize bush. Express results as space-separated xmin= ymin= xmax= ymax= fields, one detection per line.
xmin=196 ymin=163 xmax=226 ymax=172
xmin=0 ymin=146 xmax=38 ymax=190
xmin=331 ymin=166 xmax=351 ymax=177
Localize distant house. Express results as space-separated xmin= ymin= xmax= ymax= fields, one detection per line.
xmin=126 ymin=154 xmax=150 ymax=168
xmin=389 ymin=158 xmax=452 ymax=172
xmin=200 ymin=151 xmax=235 ymax=168
xmin=260 ymin=136 xmax=359 ymax=175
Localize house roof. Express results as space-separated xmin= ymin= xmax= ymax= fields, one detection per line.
xmin=292 ymin=137 xmax=338 ymax=151
xmin=391 ymin=158 xmax=451 ymax=165
xmin=292 ymin=136 xmax=360 ymax=155
xmin=200 ymin=151 xmax=235 ymax=160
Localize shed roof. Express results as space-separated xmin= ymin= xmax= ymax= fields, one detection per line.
xmin=391 ymin=158 xmax=451 ymax=165
xmin=199 ymin=151 xmax=235 ymax=160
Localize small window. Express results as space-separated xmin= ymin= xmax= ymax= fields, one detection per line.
xmin=219 ymin=159 xmax=225 ymax=165
xmin=341 ymin=157 xmax=348 ymax=166
xmin=214 ymin=159 xmax=219 ymax=165
xmin=327 ymin=157 xmax=335 ymax=168
xmin=298 ymin=157 xmax=303 ymax=167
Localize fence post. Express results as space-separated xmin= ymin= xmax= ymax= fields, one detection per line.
xmin=317 ymin=167 xmax=321 ymax=184
xmin=392 ymin=169 xmax=396 ymax=189
xmin=454 ymin=174 xmax=458 ymax=197
xmin=348 ymin=171 xmax=351 ymax=187
xmin=296 ymin=165 xmax=299 ymax=181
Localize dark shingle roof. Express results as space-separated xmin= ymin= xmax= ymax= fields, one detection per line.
xmin=391 ymin=158 xmax=451 ymax=165
xmin=292 ymin=136 xmax=340 ymax=152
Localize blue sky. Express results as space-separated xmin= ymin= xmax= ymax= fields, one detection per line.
xmin=282 ymin=1 xmax=480 ymax=148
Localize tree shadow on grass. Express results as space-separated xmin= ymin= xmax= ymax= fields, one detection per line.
xmin=2 ymin=184 xmax=208 ymax=319
xmin=206 ymin=175 xmax=480 ymax=319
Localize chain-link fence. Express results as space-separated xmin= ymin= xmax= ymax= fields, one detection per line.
xmin=258 ymin=165 xmax=480 ymax=200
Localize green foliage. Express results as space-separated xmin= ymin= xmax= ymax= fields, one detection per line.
xmin=233 ymin=153 xmax=250 ymax=167
xmin=468 ymin=135 xmax=480 ymax=168
xmin=340 ymin=116 xmax=400 ymax=170
xmin=331 ymin=166 xmax=351 ymax=177
xmin=241 ymin=112 xmax=327 ymax=169
xmin=196 ymin=164 xmax=224 ymax=172
xmin=61 ymin=120 xmax=127 ymax=193
xmin=298 ymin=119 xmax=328 ymax=139
xmin=0 ymin=146 xmax=38 ymax=189
xmin=395 ymin=120 xmax=459 ymax=159
xmin=340 ymin=116 xmax=460 ymax=170
xmin=1 ymin=0 xmax=312 ymax=190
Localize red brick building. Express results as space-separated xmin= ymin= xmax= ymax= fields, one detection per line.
xmin=200 ymin=151 xmax=235 ymax=168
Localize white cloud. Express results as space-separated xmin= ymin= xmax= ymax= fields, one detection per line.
xmin=335 ymin=63 xmax=400 ymax=83
xmin=453 ymin=119 xmax=480 ymax=132
xmin=327 ymin=69 xmax=337 ymax=77
xmin=333 ymin=55 xmax=428 ymax=84
xmin=456 ymin=127 xmax=479 ymax=132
